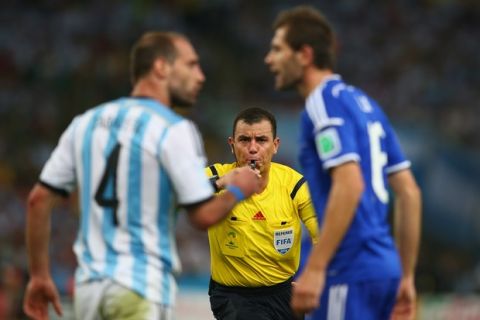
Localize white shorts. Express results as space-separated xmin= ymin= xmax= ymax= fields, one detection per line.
xmin=74 ymin=278 xmax=173 ymax=320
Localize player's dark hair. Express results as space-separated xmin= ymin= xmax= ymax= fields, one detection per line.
xmin=233 ymin=107 xmax=277 ymax=138
xmin=273 ymin=5 xmax=336 ymax=70
xmin=130 ymin=31 xmax=183 ymax=85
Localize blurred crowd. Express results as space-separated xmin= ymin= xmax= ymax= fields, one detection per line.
xmin=0 ymin=0 xmax=479 ymax=318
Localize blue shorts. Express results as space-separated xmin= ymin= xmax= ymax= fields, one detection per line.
xmin=308 ymin=278 xmax=399 ymax=320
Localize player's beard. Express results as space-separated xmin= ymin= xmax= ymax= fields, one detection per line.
xmin=276 ymin=59 xmax=303 ymax=91
xmin=171 ymin=91 xmax=194 ymax=108
xmin=169 ymin=83 xmax=198 ymax=108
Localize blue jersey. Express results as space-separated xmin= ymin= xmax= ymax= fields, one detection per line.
xmin=39 ymin=97 xmax=214 ymax=306
xmin=299 ymin=75 xmax=410 ymax=282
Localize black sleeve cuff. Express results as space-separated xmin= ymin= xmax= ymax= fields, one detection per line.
xmin=39 ymin=180 xmax=70 ymax=198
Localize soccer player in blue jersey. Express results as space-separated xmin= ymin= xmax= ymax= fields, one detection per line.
xmin=23 ymin=31 xmax=261 ymax=320
xmin=265 ymin=6 xmax=422 ymax=320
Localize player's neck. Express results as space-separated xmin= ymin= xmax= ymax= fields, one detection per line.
xmin=298 ymin=68 xmax=333 ymax=98
xmin=131 ymin=77 xmax=170 ymax=107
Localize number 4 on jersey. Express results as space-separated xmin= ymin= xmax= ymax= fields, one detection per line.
xmin=95 ymin=143 xmax=121 ymax=225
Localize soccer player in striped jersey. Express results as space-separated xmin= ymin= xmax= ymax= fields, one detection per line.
xmin=206 ymin=107 xmax=318 ymax=320
xmin=23 ymin=31 xmax=261 ymax=320
xmin=265 ymin=6 xmax=422 ymax=320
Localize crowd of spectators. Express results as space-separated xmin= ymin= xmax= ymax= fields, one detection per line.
xmin=1 ymin=1 xmax=479 ymax=318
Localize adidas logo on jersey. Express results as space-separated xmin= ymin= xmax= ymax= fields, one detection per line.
xmin=252 ymin=211 xmax=266 ymax=221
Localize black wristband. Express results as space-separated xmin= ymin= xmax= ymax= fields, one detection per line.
xmin=209 ymin=175 xmax=221 ymax=193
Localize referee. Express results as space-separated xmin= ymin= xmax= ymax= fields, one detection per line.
xmin=206 ymin=107 xmax=318 ymax=320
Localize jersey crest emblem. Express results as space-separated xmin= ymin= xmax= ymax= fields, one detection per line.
xmin=252 ymin=211 xmax=266 ymax=221
xmin=273 ymin=228 xmax=294 ymax=255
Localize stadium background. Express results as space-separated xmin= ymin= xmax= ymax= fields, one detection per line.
xmin=1 ymin=0 xmax=479 ymax=319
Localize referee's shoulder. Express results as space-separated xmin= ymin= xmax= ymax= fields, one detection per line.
xmin=206 ymin=162 xmax=236 ymax=176
xmin=271 ymin=162 xmax=303 ymax=181
xmin=271 ymin=162 xmax=300 ymax=173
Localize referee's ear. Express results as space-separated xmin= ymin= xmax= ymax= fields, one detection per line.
xmin=228 ymin=137 xmax=234 ymax=153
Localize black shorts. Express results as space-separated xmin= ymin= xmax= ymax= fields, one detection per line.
xmin=208 ymin=278 xmax=303 ymax=320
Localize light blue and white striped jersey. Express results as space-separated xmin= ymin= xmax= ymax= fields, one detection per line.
xmin=40 ymin=97 xmax=214 ymax=306
xmin=299 ymin=74 xmax=410 ymax=282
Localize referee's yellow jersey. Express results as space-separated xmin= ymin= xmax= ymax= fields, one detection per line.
xmin=206 ymin=162 xmax=318 ymax=287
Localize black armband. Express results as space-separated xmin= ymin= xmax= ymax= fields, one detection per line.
xmin=209 ymin=175 xmax=221 ymax=193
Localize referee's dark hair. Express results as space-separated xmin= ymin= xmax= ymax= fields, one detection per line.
xmin=130 ymin=31 xmax=184 ymax=85
xmin=233 ymin=107 xmax=277 ymax=138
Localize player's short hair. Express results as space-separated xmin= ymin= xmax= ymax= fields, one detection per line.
xmin=233 ymin=107 xmax=277 ymax=138
xmin=130 ymin=31 xmax=184 ymax=84
xmin=273 ymin=5 xmax=336 ymax=70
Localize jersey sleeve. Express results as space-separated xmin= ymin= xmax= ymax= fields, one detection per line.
xmin=306 ymin=91 xmax=360 ymax=171
xmin=294 ymin=179 xmax=318 ymax=244
xmin=367 ymin=103 xmax=411 ymax=175
xmin=159 ymin=119 xmax=214 ymax=205
xmin=205 ymin=163 xmax=220 ymax=178
xmin=380 ymin=112 xmax=411 ymax=174
xmin=39 ymin=118 xmax=79 ymax=196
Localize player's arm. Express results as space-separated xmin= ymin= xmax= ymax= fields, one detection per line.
xmin=291 ymin=161 xmax=363 ymax=314
xmin=26 ymin=184 xmax=61 ymax=279
xmin=305 ymin=161 xmax=363 ymax=271
xmin=186 ymin=166 xmax=260 ymax=230
xmin=163 ymin=122 xmax=260 ymax=230
xmin=388 ymin=169 xmax=421 ymax=319
xmin=206 ymin=164 xmax=260 ymax=192
xmin=389 ymin=169 xmax=421 ymax=278
xmin=24 ymin=183 xmax=64 ymax=319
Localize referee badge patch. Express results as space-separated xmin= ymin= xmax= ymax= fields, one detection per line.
xmin=315 ymin=127 xmax=341 ymax=160
xmin=221 ymin=230 xmax=245 ymax=257
xmin=274 ymin=228 xmax=294 ymax=255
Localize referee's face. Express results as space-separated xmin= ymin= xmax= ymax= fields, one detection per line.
xmin=265 ymin=26 xmax=303 ymax=91
xmin=229 ymin=120 xmax=279 ymax=175
xmin=169 ymin=38 xmax=206 ymax=108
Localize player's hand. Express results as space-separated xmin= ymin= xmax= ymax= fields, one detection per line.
xmin=216 ymin=166 xmax=260 ymax=190
xmin=291 ymin=267 xmax=325 ymax=316
xmin=390 ymin=276 xmax=416 ymax=320
xmin=24 ymin=276 xmax=63 ymax=320
xmin=226 ymin=166 xmax=261 ymax=197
